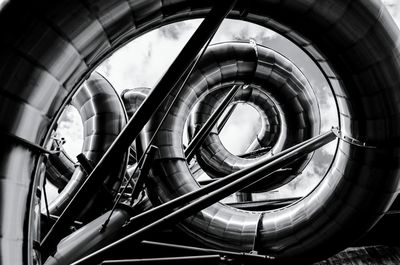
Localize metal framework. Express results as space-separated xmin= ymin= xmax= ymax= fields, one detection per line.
xmin=1 ymin=0 xmax=400 ymax=265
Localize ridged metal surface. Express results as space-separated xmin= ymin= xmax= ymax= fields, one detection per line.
xmin=0 ymin=0 xmax=399 ymax=264
xmin=121 ymin=87 xmax=151 ymax=164
xmin=121 ymin=87 xmax=154 ymax=212
xmin=44 ymin=207 xmax=131 ymax=265
xmin=45 ymin=147 xmax=75 ymax=191
xmin=47 ymin=72 xmax=128 ymax=216
xmin=180 ymin=42 xmax=319 ymax=192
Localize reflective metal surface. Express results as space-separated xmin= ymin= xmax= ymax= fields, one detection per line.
xmin=0 ymin=0 xmax=399 ymax=264
xmin=44 ymin=207 xmax=130 ymax=265
xmin=181 ymin=42 xmax=320 ymax=192
xmin=45 ymin=148 xmax=75 ymax=191
xmin=47 ymin=72 xmax=128 ymax=217
xmin=121 ymin=87 xmax=151 ymax=163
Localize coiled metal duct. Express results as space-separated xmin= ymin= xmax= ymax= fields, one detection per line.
xmin=0 ymin=0 xmax=399 ymax=264
xmin=187 ymin=86 xmax=282 ymax=168
xmin=180 ymin=42 xmax=320 ymax=193
xmin=141 ymin=40 xmax=321 ymax=253
xmin=47 ymin=72 xmax=128 ymax=217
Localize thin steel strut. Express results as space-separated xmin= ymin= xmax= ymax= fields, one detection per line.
xmin=238 ymin=146 xmax=272 ymax=158
xmin=130 ymin=146 xmax=158 ymax=203
xmin=100 ymin=255 xmax=222 ymax=264
xmin=140 ymin=240 xmax=270 ymax=262
xmin=217 ymin=104 xmax=237 ymax=134
xmin=100 ymin=146 xmax=158 ymax=232
xmin=72 ymin=128 xmax=338 ymax=265
xmin=101 ymin=0 xmax=220 ymax=232
xmin=0 ymin=131 xmax=60 ymax=155
xmin=40 ymin=0 xmax=236 ymax=255
xmin=185 ymin=84 xmax=242 ymax=161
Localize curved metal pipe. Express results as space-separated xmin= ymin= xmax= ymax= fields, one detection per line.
xmin=45 ymin=147 xmax=75 ymax=191
xmin=0 ymin=0 xmax=399 ymax=264
xmin=188 ymin=84 xmax=281 ymax=155
xmin=121 ymin=87 xmax=151 ymax=164
xmin=44 ymin=206 xmax=131 ymax=265
xmin=48 ymin=72 xmax=128 ymax=218
xmin=146 ymin=42 xmax=320 ymax=193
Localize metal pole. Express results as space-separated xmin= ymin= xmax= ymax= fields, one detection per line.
xmin=72 ymin=128 xmax=338 ymax=264
xmin=100 ymin=255 xmax=222 ymax=264
xmin=140 ymin=240 xmax=269 ymax=261
xmin=125 ymin=131 xmax=335 ymax=232
xmin=185 ymin=84 xmax=242 ymax=161
xmin=238 ymin=146 xmax=272 ymax=158
xmin=217 ymin=103 xmax=237 ymax=133
xmin=100 ymin=146 xmax=158 ymax=232
xmin=130 ymin=146 xmax=158 ymax=202
xmin=40 ymin=0 xmax=236 ymax=255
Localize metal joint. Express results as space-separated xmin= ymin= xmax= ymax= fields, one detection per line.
xmin=332 ymin=128 xmax=375 ymax=149
xmin=0 ymin=131 xmax=59 ymax=155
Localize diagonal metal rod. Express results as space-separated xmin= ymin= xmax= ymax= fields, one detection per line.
xmin=100 ymin=146 xmax=158 ymax=232
xmin=238 ymin=146 xmax=272 ymax=158
xmin=100 ymin=255 xmax=222 ymax=264
xmin=217 ymin=103 xmax=237 ymax=133
xmin=72 ymin=128 xmax=338 ymax=264
xmin=100 ymin=0 xmax=220 ymax=233
xmin=40 ymin=0 xmax=236 ymax=255
xmin=129 ymin=146 xmax=158 ymax=202
xmin=42 ymin=178 xmax=50 ymax=220
xmin=123 ymin=132 xmax=335 ymax=235
xmin=140 ymin=240 xmax=270 ymax=261
xmin=185 ymin=84 xmax=242 ymax=161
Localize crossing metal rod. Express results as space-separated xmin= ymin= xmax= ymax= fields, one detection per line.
xmin=140 ymin=240 xmax=269 ymax=261
xmin=40 ymin=0 xmax=236 ymax=256
xmin=72 ymin=128 xmax=338 ymax=264
xmin=100 ymin=255 xmax=222 ymax=264
xmin=128 ymin=131 xmax=335 ymax=231
xmin=217 ymin=104 xmax=237 ymax=134
xmin=185 ymin=84 xmax=242 ymax=161
xmin=238 ymin=146 xmax=272 ymax=158
xmin=130 ymin=146 xmax=158 ymax=202
xmin=100 ymin=146 xmax=158 ymax=232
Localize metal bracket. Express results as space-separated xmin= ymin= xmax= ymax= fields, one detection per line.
xmin=332 ymin=128 xmax=375 ymax=149
xmin=0 ymin=131 xmax=60 ymax=155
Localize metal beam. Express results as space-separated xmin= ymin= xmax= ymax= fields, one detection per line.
xmin=40 ymin=0 xmax=236 ymax=255
xmin=72 ymin=128 xmax=338 ymax=264
xmin=100 ymin=146 xmax=158 ymax=232
xmin=217 ymin=104 xmax=237 ymax=134
xmin=237 ymin=146 xmax=272 ymax=158
xmin=100 ymin=255 xmax=222 ymax=264
xmin=185 ymin=84 xmax=241 ymax=161
xmin=140 ymin=240 xmax=269 ymax=262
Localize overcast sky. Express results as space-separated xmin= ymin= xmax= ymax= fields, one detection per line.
xmin=56 ymin=2 xmax=400 ymax=200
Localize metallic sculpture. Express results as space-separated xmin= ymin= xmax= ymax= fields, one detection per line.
xmin=180 ymin=42 xmax=320 ymax=192
xmin=47 ymin=72 xmax=128 ymax=218
xmin=0 ymin=0 xmax=399 ymax=264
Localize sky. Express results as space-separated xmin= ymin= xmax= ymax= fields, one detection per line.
xmin=55 ymin=1 xmax=400 ymax=201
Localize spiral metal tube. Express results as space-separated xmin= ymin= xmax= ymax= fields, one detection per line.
xmin=181 ymin=42 xmax=320 ymax=193
xmin=0 ymin=0 xmax=399 ymax=264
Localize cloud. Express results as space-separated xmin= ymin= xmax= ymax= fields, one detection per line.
xmin=219 ymin=103 xmax=262 ymax=154
xmin=97 ymin=20 xmax=200 ymax=93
